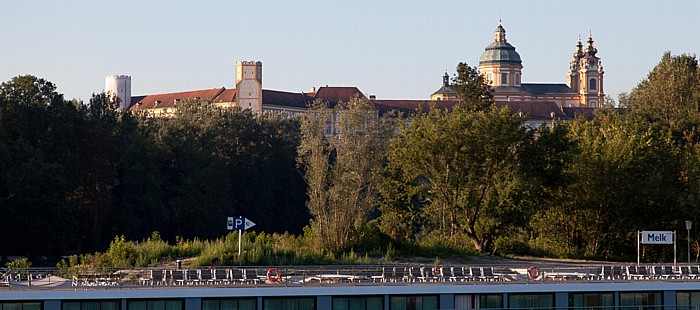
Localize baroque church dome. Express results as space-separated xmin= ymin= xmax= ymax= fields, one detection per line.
xmin=479 ymin=24 xmax=522 ymax=67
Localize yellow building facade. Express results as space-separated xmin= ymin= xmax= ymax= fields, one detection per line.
xmin=433 ymin=23 xmax=605 ymax=108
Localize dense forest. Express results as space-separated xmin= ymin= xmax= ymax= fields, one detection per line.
xmin=2 ymin=52 xmax=700 ymax=264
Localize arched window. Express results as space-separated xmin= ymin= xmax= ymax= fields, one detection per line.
xmin=589 ymin=78 xmax=597 ymax=90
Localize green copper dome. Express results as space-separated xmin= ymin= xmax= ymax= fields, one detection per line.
xmin=479 ymin=25 xmax=522 ymax=67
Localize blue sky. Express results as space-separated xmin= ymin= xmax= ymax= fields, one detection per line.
xmin=1 ymin=0 xmax=698 ymax=103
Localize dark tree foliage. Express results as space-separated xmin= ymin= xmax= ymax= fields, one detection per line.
xmin=0 ymin=77 xmax=308 ymax=258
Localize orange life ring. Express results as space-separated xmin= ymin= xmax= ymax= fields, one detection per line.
xmin=433 ymin=265 xmax=443 ymax=277
xmin=527 ymin=266 xmax=540 ymax=279
xmin=267 ymin=268 xmax=282 ymax=283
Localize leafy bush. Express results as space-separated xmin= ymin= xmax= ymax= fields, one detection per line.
xmin=6 ymin=257 xmax=32 ymax=269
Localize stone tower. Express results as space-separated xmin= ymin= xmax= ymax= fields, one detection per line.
xmin=568 ymin=34 xmax=604 ymax=107
xmin=235 ymin=61 xmax=263 ymax=112
xmin=105 ymin=75 xmax=131 ymax=110
xmin=478 ymin=22 xmax=523 ymax=87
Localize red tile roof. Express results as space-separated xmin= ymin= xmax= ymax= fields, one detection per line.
xmin=373 ymin=100 xmax=575 ymax=122
xmin=130 ymin=88 xmax=228 ymax=110
xmin=562 ymin=106 xmax=597 ymax=119
xmin=312 ymin=87 xmax=365 ymax=106
xmin=213 ymin=89 xmax=236 ymax=103
xmin=262 ymin=89 xmax=311 ymax=108
xmin=498 ymin=101 xmax=566 ymax=120
xmin=372 ymin=100 xmax=456 ymax=114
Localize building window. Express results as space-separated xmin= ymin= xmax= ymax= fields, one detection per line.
xmin=333 ymin=296 xmax=383 ymax=310
xmin=619 ymin=292 xmax=662 ymax=310
xmin=389 ymin=295 xmax=438 ymax=310
xmin=569 ymin=293 xmax=613 ymax=309
xmin=263 ymin=297 xmax=314 ymax=310
xmin=589 ymin=78 xmax=597 ymax=90
xmin=128 ymin=300 xmax=182 ymax=310
xmin=486 ymin=73 xmax=493 ymax=85
xmin=515 ymin=73 xmax=520 ymax=85
xmin=508 ymin=294 xmax=553 ymax=309
xmin=501 ymin=73 xmax=508 ymax=85
xmin=1 ymin=302 xmax=42 ymax=310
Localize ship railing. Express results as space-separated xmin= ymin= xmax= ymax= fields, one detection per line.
xmin=2 ymin=264 xmax=699 ymax=288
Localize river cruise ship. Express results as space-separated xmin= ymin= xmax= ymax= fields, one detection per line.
xmin=2 ymin=263 xmax=700 ymax=310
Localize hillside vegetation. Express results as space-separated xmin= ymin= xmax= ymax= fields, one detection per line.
xmin=2 ymin=53 xmax=700 ymax=266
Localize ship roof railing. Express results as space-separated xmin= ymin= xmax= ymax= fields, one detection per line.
xmin=1 ymin=263 xmax=699 ymax=289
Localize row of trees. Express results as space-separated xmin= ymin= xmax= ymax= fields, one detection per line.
xmin=1 ymin=51 xmax=699 ymax=262
xmin=0 ymin=78 xmax=308 ymax=256
xmin=298 ymin=53 xmax=700 ymax=261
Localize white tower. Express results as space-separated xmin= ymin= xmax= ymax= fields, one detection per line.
xmin=105 ymin=75 xmax=132 ymax=110
xmin=235 ymin=61 xmax=262 ymax=112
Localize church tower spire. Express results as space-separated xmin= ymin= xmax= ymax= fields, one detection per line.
xmin=567 ymin=36 xmax=583 ymax=93
xmin=570 ymin=33 xmax=604 ymax=107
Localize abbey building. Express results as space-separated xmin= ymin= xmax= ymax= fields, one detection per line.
xmin=107 ymin=23 xmax=604 ymax=121
xmin=433 ymin=23 xmax=604 ymax=108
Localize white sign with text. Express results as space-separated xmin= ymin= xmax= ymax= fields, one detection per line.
xmin=640 ymin=231 xmax=674 ymax=244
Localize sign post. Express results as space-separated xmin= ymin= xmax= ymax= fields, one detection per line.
xmin=227 ymin=216 xmax=256 ymax=255
xmin=687 ymin=221 xmax=693 ymax=264
xmin=638 ymin=230 xmax=676 ymax=266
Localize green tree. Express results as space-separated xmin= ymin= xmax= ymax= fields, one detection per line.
xmin=382 ymin=103 xmax=530 ymax=255
xmin=451 ymin=62 xmax=493 ymax=111
xmin=112 ymin=111 xmax=168 ymax=240
xmin=0 ymin=76 xmax=78 ymax=256
xmin=297 ymin=96 xmax=395 ymax=252
xmin=552 ymin=112 xmax=681 ymax=258
xmin=71 ymin=93 xmax=122 ymax=250
xmin=621 ymin=52 xmax=700 ymax=128
xmin=0 ymin=75 xmax=63 ymax=107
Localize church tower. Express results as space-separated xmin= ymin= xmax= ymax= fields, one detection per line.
xmin=478 ymin=22 xmax=523 ymax=87
xmin=568 ymin=34 xmax=604 ymax=107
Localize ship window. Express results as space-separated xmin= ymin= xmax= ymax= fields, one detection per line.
xmin=63 ymin=301 xmax=119 ymax=310
xmin=127 ymin=300 xmax=182 ymax=310
xmin=619 ymin=292 xmax=662 ymax=309
xmin=389 ymin=295 xmax=438 ymax=310
xmin=589 ymin=78 xmax=597 ymax=90
xmin=677 ymin=291 xmax=700 ymax=309
xmin=1 ymin=302 xmax=42 ymax=310
xmin=509 ymin=294 xmax=554 ymax=309
xmin=501 ymin=73 xmax=508 ymax=85
xmin=202 ymin=299 xmax=255 ymax=310
xmin=263 ymin=297 xmax=315 ymax=310
xmin=455 ymin=294 xmax=502 ymax=309
xmin=333 ymin=296 xmax=383 ymax=310
xmin=569 ymin=293 xmax=613 ymax=309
